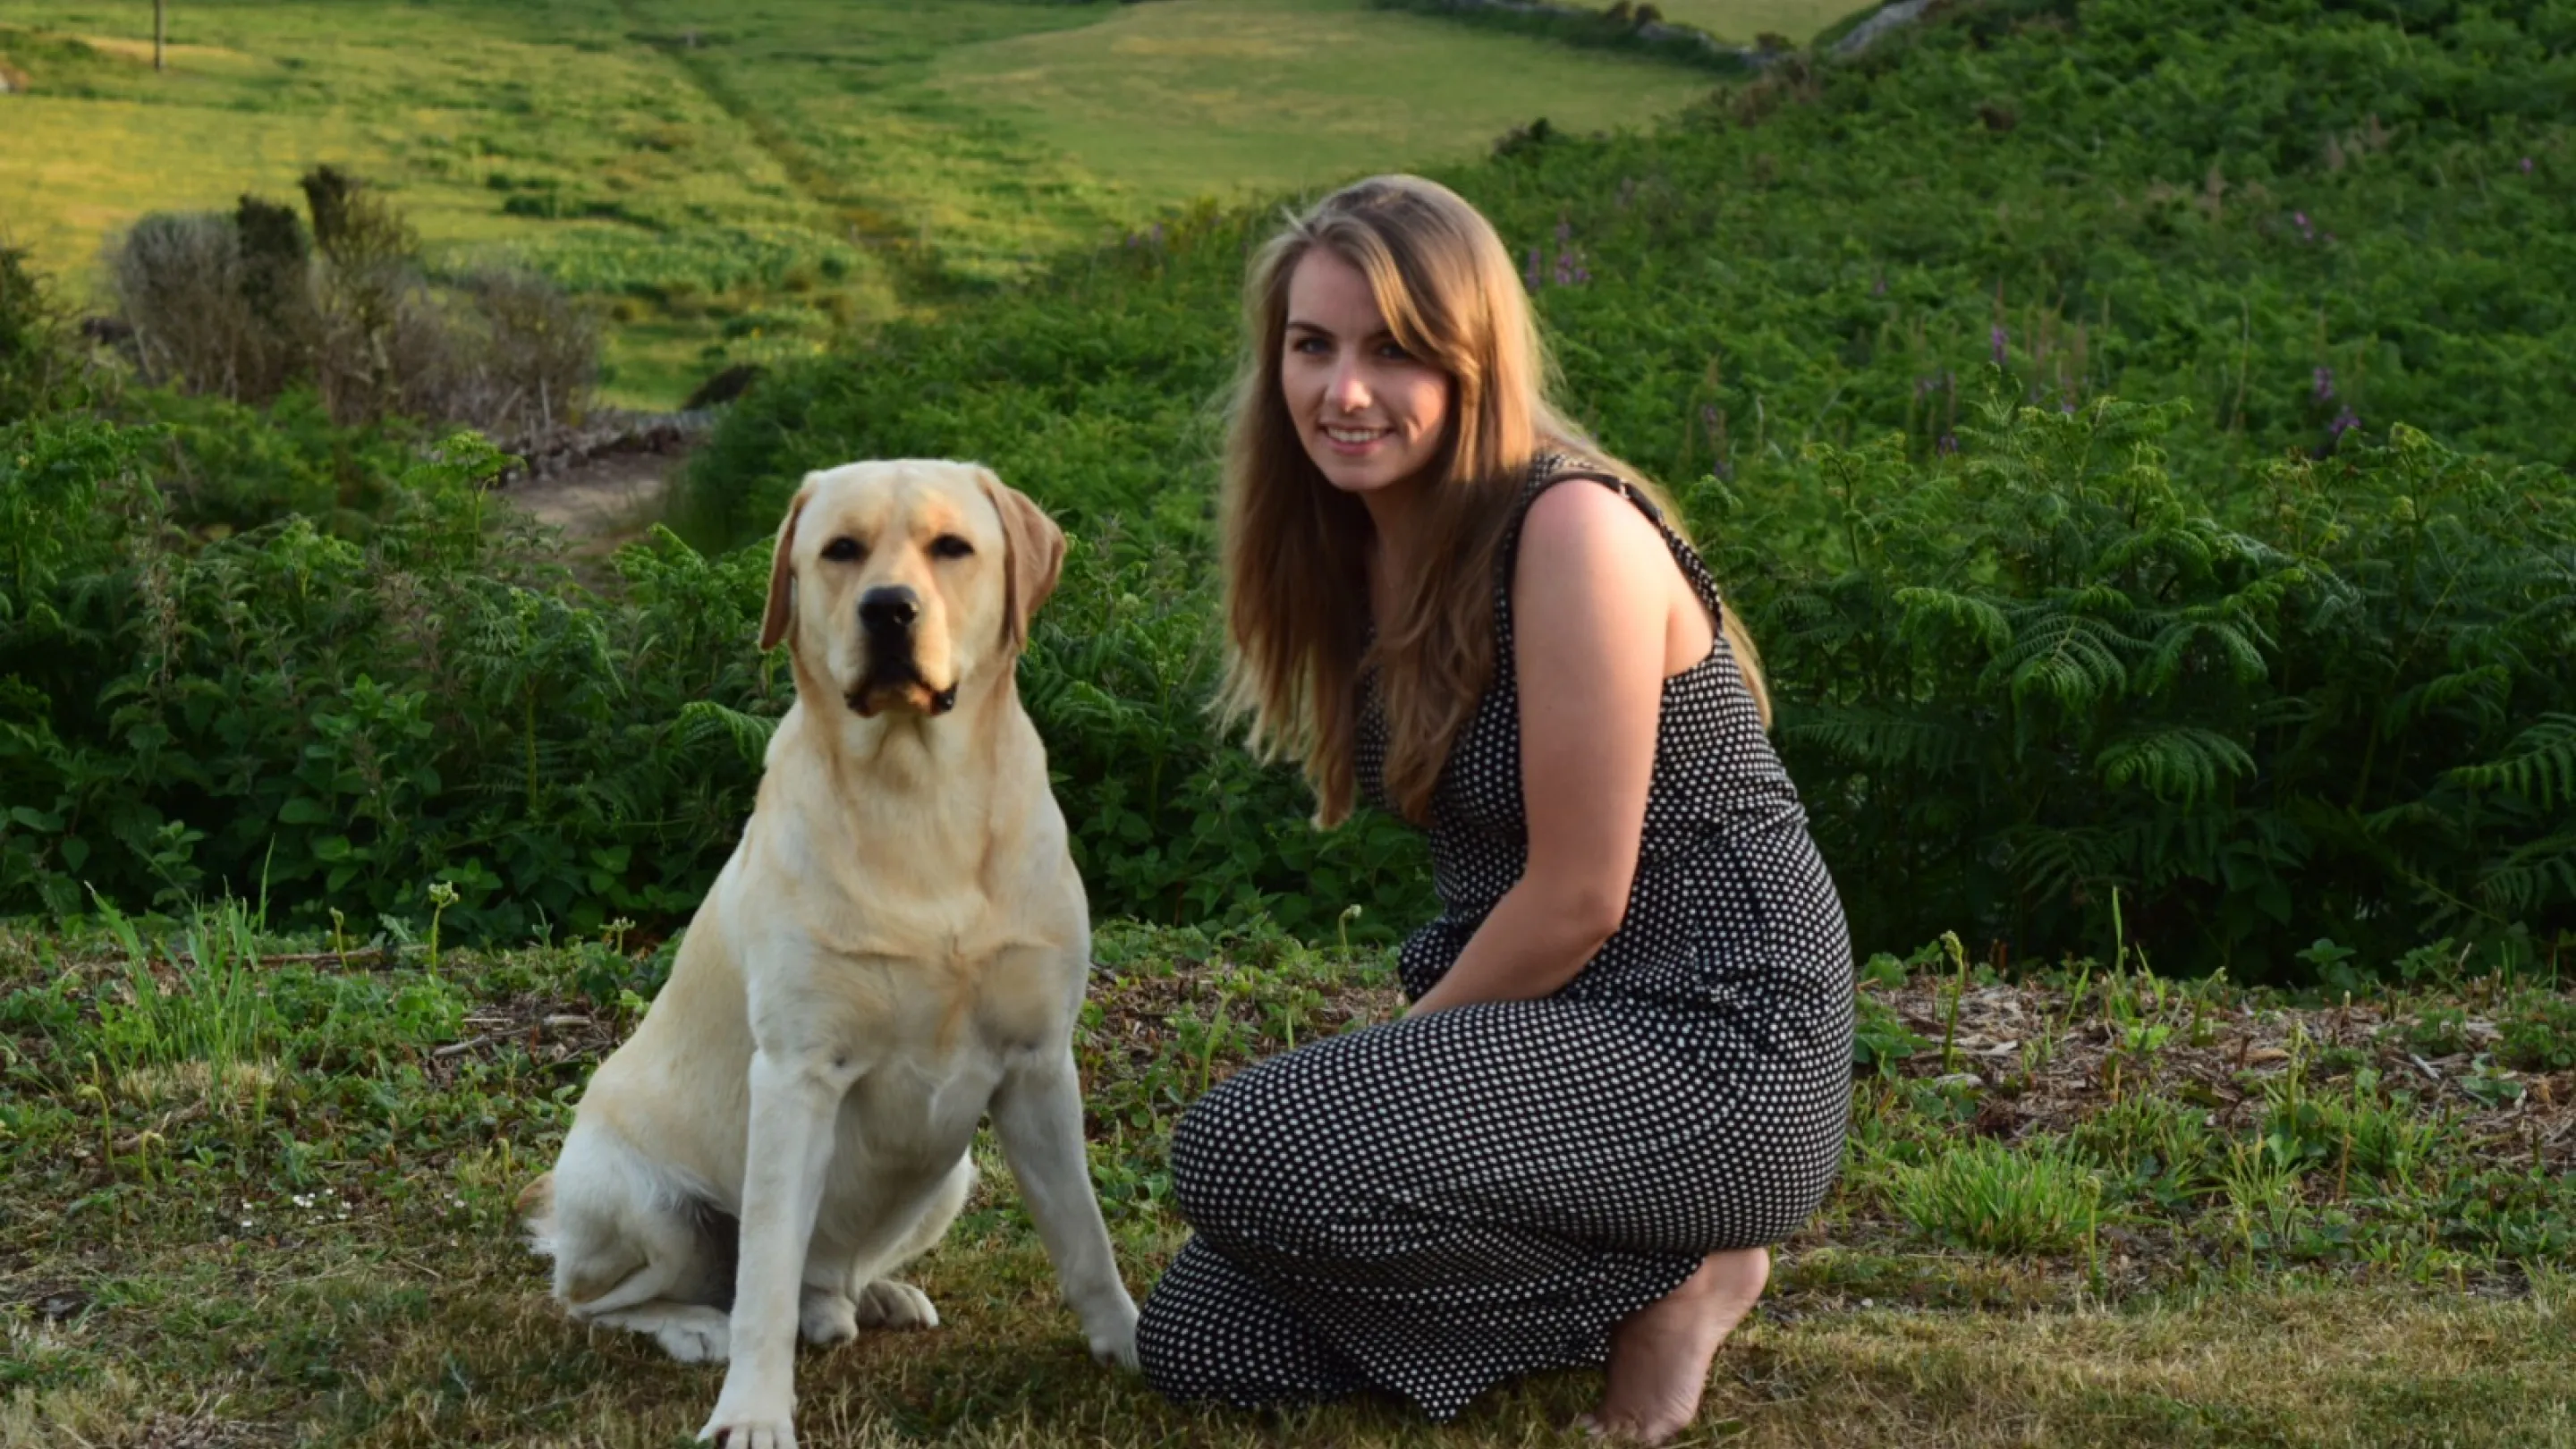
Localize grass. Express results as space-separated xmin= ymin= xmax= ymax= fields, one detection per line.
xmin=4 ymin=905 xmax=2572 ymax=1444
xmin=916 ymin=0 xmax=1724 ymax=228
xmin=0 ymin=0 xmax=1728 ymax=407
xmin=1619 ymin=0 xmax=1868 ymax=44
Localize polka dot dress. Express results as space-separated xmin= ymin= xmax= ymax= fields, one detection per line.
xmin=1135 ymin=458 xmax=1855 ymax=1421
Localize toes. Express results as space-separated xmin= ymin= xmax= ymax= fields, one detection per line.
xmin=852 ymin=1279 xmax=938 ymax=1330
xmin=655 ymin=1311 xmax=732 ymax=1364
xmin=699 ymin=1419 xmax=796 ymax=1449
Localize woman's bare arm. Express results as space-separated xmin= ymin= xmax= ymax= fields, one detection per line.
xmin=1407 ymin=481 xmax=1675 ymax=1013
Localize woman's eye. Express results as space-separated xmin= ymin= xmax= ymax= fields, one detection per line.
xmin=930 ymin=535 xmax=975 ymax=560
xmin=820 ymin=538 xmax=864 ymax=563
xmin=1377 ymin=341 xmax=1416 ymax=361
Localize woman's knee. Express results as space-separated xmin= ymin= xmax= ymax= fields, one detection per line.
xmin=1168 ymin=1062 xmax=1317 ymax=1237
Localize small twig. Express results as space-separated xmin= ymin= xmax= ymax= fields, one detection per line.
xmin=432 ymin=1035 xmax=498 ymax=1059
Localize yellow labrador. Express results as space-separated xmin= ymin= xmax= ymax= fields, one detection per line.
xmin=518 ymin=461 xmax=1138 ymax=1447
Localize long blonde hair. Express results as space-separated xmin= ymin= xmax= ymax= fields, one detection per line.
xmin=1217 ymin=174 xmax=1768 ymax=827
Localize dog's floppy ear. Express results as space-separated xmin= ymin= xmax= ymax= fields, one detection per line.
xmin=978 ymin=468 xmax=1065 ymax=652
xmin=758 ymin=479 xmax=817 ymax=652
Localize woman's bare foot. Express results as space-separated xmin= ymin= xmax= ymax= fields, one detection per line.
xmin=1580 ymin=1247 xmax=1769 ymax=1445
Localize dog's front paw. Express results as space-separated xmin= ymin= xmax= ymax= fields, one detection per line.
xmin=1086 ymin=1301 xmax=1140 ymax=1369
xmin=852 ymin=1278 xmax=938 ymax=1330
xmin=698 ymin=1404 xmax=796 ymax=1449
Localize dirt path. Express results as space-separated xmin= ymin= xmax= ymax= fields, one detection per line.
xmin=490 ymin=443 xmax=691 ymax=579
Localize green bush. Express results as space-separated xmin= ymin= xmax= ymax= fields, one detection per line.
xmin=1711 ymin=395 xmax=2575 ymax=976
xmin=0 ymin=417 xmax=780 ymax=942
xmin=0 ymin=244 xmax=93 ymax=420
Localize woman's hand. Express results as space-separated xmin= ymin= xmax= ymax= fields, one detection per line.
xmin=1406 ymin=480 xmax=1692 ymax=1014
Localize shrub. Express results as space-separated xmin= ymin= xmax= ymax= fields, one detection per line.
xmin=106 ymin=208 xmax=310 ymax=403
xmin=101 ymin=169 xmax=602 ymax=439
xmin=0 ymin=244 xmax=89 ymax=419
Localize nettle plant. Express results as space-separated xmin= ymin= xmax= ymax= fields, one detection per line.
xmin=1701 ymin=390 xmax=2575 ymax=979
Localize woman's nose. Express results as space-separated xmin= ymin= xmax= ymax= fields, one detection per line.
xmin=1326 ymin=356 xmax=1369 ymax=413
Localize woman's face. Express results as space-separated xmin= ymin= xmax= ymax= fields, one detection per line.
xmin=1280 ymin=247 xmax=1454 ymax=503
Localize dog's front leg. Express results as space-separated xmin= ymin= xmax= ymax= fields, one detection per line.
xmin=992 ymin=1046 xmax=1140 ymax=1367
xmin=700 ymin=1047 xmax=851 ymax=1448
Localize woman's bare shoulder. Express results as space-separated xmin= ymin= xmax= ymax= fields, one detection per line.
xmin=1518 ymin=473 xmax=1672 ymax=579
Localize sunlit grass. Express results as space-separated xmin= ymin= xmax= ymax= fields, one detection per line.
xmin=1650 ymin=0 xmax=1880 ymax=43
xmin=923 ymin=0 xmax=1722 ymax=218
xmin=1 ymin=0 xmax=1732 ymax=405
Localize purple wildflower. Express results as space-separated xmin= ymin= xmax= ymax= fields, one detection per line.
xmin=1526 ymin=246 xmax=1543 ymax=291
xmin=1710 ymin=459 xmax=1736 ymax=482
xmin=1555 ymin=217 xmax=1573 ymax=245
xmin=2292 ymin=210 xmax=2315 ymax=242
xmin=2058 ymin=395 xmax=2078 ymax=414
xmin=2522 ymin=157 xmax=2536 ymax=174
xmin=2328 ymin=405 xmax=2360 ymax=439
xmin=2313 ymin=366 xmax=2335 ymax=402
xmin=1936 ymin=433 xmax=1961 ymax=456
xmin=1699 ymin=402 xmax=1721 ymax=434
xmin=1989 ymin=325 xmax=2009 ymax=367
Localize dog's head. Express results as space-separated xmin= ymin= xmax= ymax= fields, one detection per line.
xmin=759 ymin=460 xmax=1065 ymax=719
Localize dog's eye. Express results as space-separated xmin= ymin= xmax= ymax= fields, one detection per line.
xmin=929 ymin=535 xmax=975 ymax=560
xmin=820 ymin=537 xmax=864 ymax=563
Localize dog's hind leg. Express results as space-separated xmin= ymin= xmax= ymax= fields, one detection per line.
xmin=587 ymin=1300 xmax=733 ymax=1363
xmin=538 ymin=1123 xmax=738 ymax=1361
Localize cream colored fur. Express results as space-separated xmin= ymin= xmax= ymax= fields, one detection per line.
xmin=517 ymin=461 xmax=1138 ymax=1449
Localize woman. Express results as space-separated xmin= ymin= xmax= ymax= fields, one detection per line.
xmin=1132 ymin=174 xmax=1853 ymax=1444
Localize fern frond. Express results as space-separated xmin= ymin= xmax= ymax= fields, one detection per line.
xmin=675 ymin=699 xmax=781 ymax=768
xmin=2096 ymin=727 xmax=2256 ymax=806
xmin=1986 ymin=613 xmax=2131 ymax=713
xmin=2377 ymin=665 xmax=2512 ymax=736
xmin=1892 ymin=586 xmax=2012 ymax=653
xmin=2447 ymin=713 xmax=2576 ymax=809
xmin=1781 ymin=707 xmax=1979 ymax=773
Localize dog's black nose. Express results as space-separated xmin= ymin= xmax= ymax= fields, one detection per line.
xmin=859 ymin=586 xmax=919 ymax=631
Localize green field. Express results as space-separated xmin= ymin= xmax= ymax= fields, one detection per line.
xmin=0 ymin=0 xmax=1727 ymax=405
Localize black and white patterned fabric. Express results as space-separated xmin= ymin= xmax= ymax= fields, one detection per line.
xmin=1135 ymin=456 xmax=1855 ymax=1420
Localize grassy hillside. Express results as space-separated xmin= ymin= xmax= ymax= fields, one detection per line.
xmin=0 ymin=0 xmax=1727 ymax=405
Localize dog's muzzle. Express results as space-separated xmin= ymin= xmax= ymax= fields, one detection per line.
xmin=846 ymin=586 xmax=957 ymax=717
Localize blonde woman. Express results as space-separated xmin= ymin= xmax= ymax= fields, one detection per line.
xmin=1130 ymin=175 xmax=1853 ymax=1444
